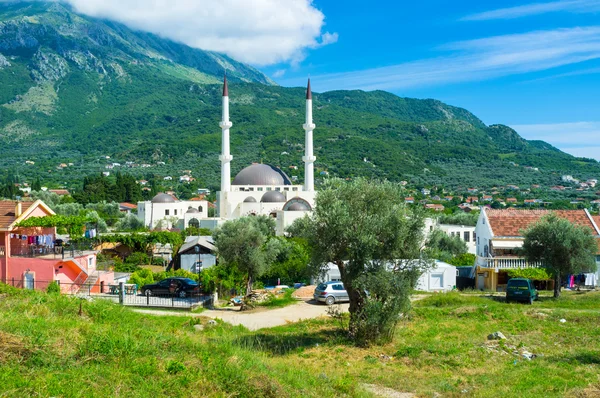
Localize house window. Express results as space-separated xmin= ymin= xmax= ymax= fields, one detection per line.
xmin=464 ymin=231 xmax=470 ymax=242
xmin=198 ymin=206 xmax=203 ymax=212
xmin=292 ymin=187 xmax=298 ymax=192
xmin=258 ymin=188 xmax=263 ymax=191
xmin=477 ymin=237 xmax=480 ymax=245
xmin=88 ymin=257 xmax=93 ymax=267
xmin=284 ymin=187 xmax=290 ymax=191
xmin=174 ymin=209 xmax=178 ymax=216
xmin=473 ymin=233 xmax=477 ymax=243
xmin=165 ymin=209 xmax=170 ymax=216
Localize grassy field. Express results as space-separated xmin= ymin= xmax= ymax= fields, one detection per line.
xmin=0 ymin=284 xmax=599 ymax=397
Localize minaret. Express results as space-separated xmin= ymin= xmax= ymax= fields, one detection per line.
xmin=219 ymin=74 xmax=233 ymax=216
xmin=302 ymin=79 xmax=316 ymax=191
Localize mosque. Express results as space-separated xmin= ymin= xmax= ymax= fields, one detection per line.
xmin=216 ymin=77 xmax=316 ymax=235
xmin=138 ymin=77 xmax=317 ymax=235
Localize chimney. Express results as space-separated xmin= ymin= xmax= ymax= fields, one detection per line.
xmin=15 ymin=201 xmax=22 ymax=217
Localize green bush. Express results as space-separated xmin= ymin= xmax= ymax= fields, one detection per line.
xmin=46 ymin=281 xmax=60 ymax=294
xmin=506 ymin=268 xmax=551 ymax=280
xmin=128 ymin=269 xmax=155 ymax=289
xmin=448 ymin=253 xmax=476 ymax=266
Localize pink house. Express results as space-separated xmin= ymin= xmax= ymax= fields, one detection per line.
xmin=0 ymin=200 xmax=113 ymax=293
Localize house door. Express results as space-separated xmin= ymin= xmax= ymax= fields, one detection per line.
xmin=430 ymin=274 xmax=443 ymax=290
xmin=24 ymin=274 xmax=34 ymax=290
xmin=477 ymin=273 xmax=485 ymax=290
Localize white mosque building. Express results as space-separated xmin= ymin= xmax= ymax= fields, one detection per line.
xmin=137 ymin=193 xmax=209 ymax=230
xmin=137 ymin=77 xmax=316 ymax=234
xmin=215 ymin=76 xmax=316 ymax=234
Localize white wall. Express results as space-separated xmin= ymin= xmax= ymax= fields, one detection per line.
xmin=136 ymin=200 xmax=208 ymax=229
xmin=416 ymin=262 xmax=457 ymax=292
xmin=474 ymin=210 xmax=493 ymax=263
xmin=180 ymin=253 xmax=217 ymax=273
xmin=438 ymin=224 xmax=476 ymax=254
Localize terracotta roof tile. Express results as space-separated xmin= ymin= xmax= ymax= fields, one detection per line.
xmin=486 ymin=209 xmax=598 ymax=237
xmin=0 ymin=201 xmax=34 ymax=229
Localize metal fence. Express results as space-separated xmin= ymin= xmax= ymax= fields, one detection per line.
xmin=1 ymin=279 xmax=213 ymax=310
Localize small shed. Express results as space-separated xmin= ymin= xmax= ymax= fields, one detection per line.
xmin=172 ymin=236 xmax=216 ymax=273
xmin=416 ymin=261 xmax=457 ymax=292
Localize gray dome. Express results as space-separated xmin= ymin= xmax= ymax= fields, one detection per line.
xmin=152 ymin=193 xmax=177 ymax=203
xmin=243 ymin=196 xmax=257 ymax=203
xmin=186 ymin=207 xmax=200 ymax=213
xmin=261 ymin=191 xmax=286 ymax=203
xmin=288 ymin=202 xmax=311 ymax=211
xmin=232 ymin=164 xmax=292 ymax=186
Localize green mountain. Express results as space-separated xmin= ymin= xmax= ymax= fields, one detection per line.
xmin=0 ymin=2 xmax=598 ymax=193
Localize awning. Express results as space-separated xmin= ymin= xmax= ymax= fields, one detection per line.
xmin=491 ymin=239 xmax=523 ymax=249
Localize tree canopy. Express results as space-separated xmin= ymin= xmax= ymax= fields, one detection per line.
xmin=522 ymin=213 xmax=598 ymax=298
xmin=289 ymin=178 xmax=430 ymax=345
xmin=213 ymin=216 xmax=282 ymax=296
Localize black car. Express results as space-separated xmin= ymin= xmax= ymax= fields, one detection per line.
xmin=141 ymin=278 xmax=200 ymax=298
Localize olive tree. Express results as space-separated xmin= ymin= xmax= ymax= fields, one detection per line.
xmin=213 ymin=215 xmax=282 ymax=296
xmin=522 ymin=213 xmax=598 ymax=298
xmin=289 ymin=178 xmax=430 ymax=345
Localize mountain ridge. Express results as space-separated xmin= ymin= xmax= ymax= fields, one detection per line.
xmin=0 ymin=2 xmax=598 ymax=193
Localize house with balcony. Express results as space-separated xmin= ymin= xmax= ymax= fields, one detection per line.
xmin=474 ymin=208 xmax=600 ymax=291
xmin=0 ymin=200 xmax=112 ymax=293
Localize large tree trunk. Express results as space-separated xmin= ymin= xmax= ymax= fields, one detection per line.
xmin=246 ymin=274 xmax=253 ymax=296
xmin=554 ymin=273 xmax=561 ymax=299
xmin=346 ymin=285 xmax=366 ymax=337
xmin=337 ymin=262 xmax=366 ymax=338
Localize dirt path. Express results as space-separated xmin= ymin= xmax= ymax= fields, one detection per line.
xmin=134 ymin=299 xmax=350 ymax=331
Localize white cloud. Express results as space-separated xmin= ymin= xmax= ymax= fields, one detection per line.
xmin=285 ymin=27 xmax=600 ymax=91
xmin=26 ymin=0 xmax=336 ymax=66
xmin=272 ymin=69 xmax=286 ymax=78
xmin=511 ymin=121 xmax=600 ymax=160
xmin=462 ymin=0 xmax=600 ymax=21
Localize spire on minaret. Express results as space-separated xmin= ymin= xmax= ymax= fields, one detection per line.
xmin=223 ymin=73 xmax=229 ymax=97
xmin=302 ymin=78 xmax=316 ymax=192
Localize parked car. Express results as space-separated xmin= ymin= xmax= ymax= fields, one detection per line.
xmin=141 ymin=278 xmax=200 ymax=298
xmin=506 ymin=278 xmax=538 ymax=304
xmin=314 ymin=281 xmax=349 ymax=305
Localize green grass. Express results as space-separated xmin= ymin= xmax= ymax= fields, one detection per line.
xmin=257 ymin=288 xmax=298 ymax=308
xmin=0 ymin=284 xmax=599 ymax=397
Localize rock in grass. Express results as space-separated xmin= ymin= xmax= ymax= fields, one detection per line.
xmin=208 ymin=320 xmax=217 ymax=326
xmin=193 ymin=324 xmax=204 ymax=331
xmin=487 ymin=331 xmax=507 ymax=340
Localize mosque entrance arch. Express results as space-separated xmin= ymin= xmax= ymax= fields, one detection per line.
xmin=189 ymin=218 xmax=200 ymax=228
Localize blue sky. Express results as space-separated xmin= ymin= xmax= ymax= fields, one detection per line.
xmin=263 ymin=0 xmax=600 ymax=160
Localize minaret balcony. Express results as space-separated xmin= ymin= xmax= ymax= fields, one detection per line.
xmin=219 ymin=121 xmax=233 ymax=129
xmin=302 ymin=155 xmax=316 ymax=162
xmin=219 ymin=155 xmax=233 ymax=162
xmin=303 ymin=123 xmax=316 ymax=130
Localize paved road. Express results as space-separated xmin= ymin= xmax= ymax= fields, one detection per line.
xmin=134 ymin=299 xmax=349 ymax=331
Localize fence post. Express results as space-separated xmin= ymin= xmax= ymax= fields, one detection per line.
xmin=147 ymin=291 xmax=150 ymax=306
xmin=119 ymin=282 xmax=125 ymax=305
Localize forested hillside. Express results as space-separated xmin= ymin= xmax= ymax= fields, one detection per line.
xmin=0 ymin=2 xmax=598 ymax=193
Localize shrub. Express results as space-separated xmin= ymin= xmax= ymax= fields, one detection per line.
xmin=46 ymin=281 xmax=60 ymax=294
xmin=129 ymin=269 xmax=155 ymax=288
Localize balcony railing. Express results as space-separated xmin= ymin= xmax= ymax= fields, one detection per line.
xmin=477 ymin=256 xmax=543 ymax=269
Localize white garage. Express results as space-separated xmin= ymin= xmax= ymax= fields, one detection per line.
xmin=416 ymin=261 xmax=457 ymax=292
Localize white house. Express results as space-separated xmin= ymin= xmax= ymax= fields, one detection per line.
xmin=137 ymin=193 xmax=209 ymax=230
xmin=474 ymin=208 xmax=600 ymax=291
xmin=438 ymin=224 xmax=476 ymax=254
